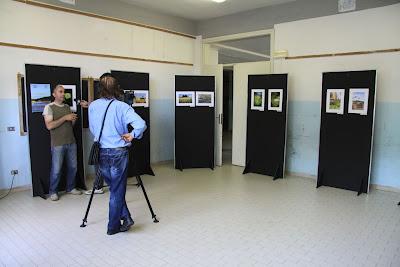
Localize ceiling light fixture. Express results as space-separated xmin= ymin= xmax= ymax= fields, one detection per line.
xmin=213 ymin=0 xmax=226 ymax=3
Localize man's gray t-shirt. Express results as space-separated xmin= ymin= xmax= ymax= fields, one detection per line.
xmin=43 ymin=103 xmax=76 ymax=147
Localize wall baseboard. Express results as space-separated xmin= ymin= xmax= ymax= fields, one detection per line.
xmin=0 ymin=185 xmax=32 ymax=195
xmin=286 ymin=171 xmax=400 ymax=193
xmin=370 ymin=184 xmax=400 ymax=193
xmin=286 ymin=171 xmax=317 ymax=181
xmin=2 ymin=167 xmax=399 ymax=194
xmin=151 ymin=160 xmax=174 ymax=166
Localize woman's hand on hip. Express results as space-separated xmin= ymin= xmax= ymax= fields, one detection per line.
xmin=121 ymin=133 xmax=134 ymax=142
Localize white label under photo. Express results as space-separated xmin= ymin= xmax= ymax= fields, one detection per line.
xmin=348 ymin=88 xmax=369 ymax=115
xmin=176 ymin=91 xmax=195 ymax=107
xmin=195 ymin=91 xmax=214 ymax=107
xmin=62 ymin=84 xmax=77 ymax=112
xmin=268 ymin=89 xmax=283 ymax=112
xmin=326 ymin=89 xmax=345 ymax=115
xmin=250 ymin=89 xmax=265 ymax=111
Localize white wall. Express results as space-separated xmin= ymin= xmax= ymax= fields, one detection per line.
xmin=0 ymin=0 xmax=197 ymax=190
xmin=0 ymin=1 xmax=194 ymax=66
xmin=196 ymin=0 xmax=400 ymax=38
xmin=273 ymin=4 xmax=400 ymax=189
xmin=274 ymin=4 xmax=400 ymax=58
xmin=36 ymin=0 xmax=197 ymax=35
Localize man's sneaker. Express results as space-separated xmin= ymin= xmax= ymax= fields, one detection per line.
xmin=49 ymin=193 xmax=59 ymax=201
xmin=84 ymin=188 xmax=104 ymax=195
xmin=67 ymin=188 xmax=82 ymax=195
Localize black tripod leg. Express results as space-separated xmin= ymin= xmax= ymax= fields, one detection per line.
xmin=80 ymin=168 xmax=100 ymax=227
xmin=136 ymin=175 xmax=159 ymax=223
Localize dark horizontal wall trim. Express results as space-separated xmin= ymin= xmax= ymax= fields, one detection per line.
xmin=285 ymin=48 xmax=400 ymax=60
xmin=0 ymin=41 xmax=194 ymax=66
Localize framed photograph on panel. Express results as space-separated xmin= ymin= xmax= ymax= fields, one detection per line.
xmin=30 ymin=83 xmax=51 ymax=113
xmin=176 ymin=91 xmax=195 ymax=107
xmin=123 ymin=90 xmax=135 ymax=106
xmin=62 ymin=84 xmax=77 ymax=112
xmin=268 ymin=89 xmax=283 ymax=112
xmin=133 ymin=90 xmax=149 ymax=108
xmin=326 ymin=89 xmax=345 ymax=114
xmin=196 ymin=91 xmax=214 ymax=107
xmin=251 ymin=89 xmax=265 ymax=111
xmin=348 ymin=88 xmax=369 ymax=115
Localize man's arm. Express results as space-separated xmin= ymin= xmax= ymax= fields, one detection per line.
xmin=72 ymin=114 xmax=77 ymax=127
xmin=44 ymin=113 xmax=77 ymax=130
xmin=80 ymin=100 xmax=89 ymax=108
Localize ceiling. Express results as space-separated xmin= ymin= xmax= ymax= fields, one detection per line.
xmin=217 ymin=35 xmax=270 ymax=64
xmin=218 ymin=49 xmax=267 ymax=64
xmin=220 ymin=36 xmax=270 ymax=55
xmin=118 ymin=0 xmax=296 ymax=21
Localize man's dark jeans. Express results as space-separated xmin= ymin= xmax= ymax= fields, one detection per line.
xmin=49 ymin=143 xmax=77 ymax=195
xmin=99 ymin=147 xmax=131 ymax=231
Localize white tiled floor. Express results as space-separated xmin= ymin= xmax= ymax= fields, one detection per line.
xmin=0 ymin=163 xmax=399 ymax=266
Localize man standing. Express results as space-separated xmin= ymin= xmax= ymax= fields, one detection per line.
xmin=43 ymin=85 xmax=84 ymax=201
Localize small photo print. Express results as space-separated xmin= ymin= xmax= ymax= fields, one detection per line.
xmin=123 ymin=90 xmax=135 ymax=106
xmin=348 ymin=88 xmax=369 ymax=115
xmin=176 ymin=91 xmax=195 ymax=107
xmin=326 ymin=89 xmax=345 ymax=114
xmin=133 ymin=90 xmax=149 ymax=108
xmin=268 ymin=89 xmax=283 ymax=112
xmin=250 ymin=89 xmax=265 ymax=111
xmin=31 ymin=83 xmax=51 ymax=113
xmin=196 ymin=91 xmax=214 ymax=107
xmin=62 ymin=85 xmax=77 ymax=112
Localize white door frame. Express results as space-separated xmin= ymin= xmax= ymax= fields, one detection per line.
xmin=202 ymin=29 xmax=275 ymax=166
xmin=202 ymin=29 xmax=275 ymax=72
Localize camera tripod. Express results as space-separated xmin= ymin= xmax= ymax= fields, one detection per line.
xmin=80 ymin=168 xmax=159 ymax=228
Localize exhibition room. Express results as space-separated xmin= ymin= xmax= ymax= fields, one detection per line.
xmin=0 ymin=0 xmax=399 ymax=266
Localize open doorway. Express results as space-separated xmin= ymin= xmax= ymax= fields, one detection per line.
xmin=203 ymin=30 xmax=274 ymax=166
xmin=222 ymin=68 xmax=233 ymax=164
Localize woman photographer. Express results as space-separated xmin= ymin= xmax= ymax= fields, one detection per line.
xmin=89 ymin=74 xmax=147 ymax=235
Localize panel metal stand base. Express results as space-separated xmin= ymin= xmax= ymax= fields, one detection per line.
xmin=357 ymin=177 xmax=365 ymax=196
xmin=175 ymin=160 xmax=183 ymax=171
xmin=273 ymin=165 xmax=282 ymax=181
xmin=242 ymin=160 xmax=251 ymax=174
xmin=316 ymin=170 xmax=323 ymax=188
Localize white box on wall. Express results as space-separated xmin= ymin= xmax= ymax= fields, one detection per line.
xmin=339 ymin=0 xmax=356 ymax=13
xmin=59 ymin=0 xmax=76 ymax=5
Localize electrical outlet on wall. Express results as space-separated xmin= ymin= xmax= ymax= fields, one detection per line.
xmin=59 ymin=0 xmax=76 ymax=5
xmin=11 ymin=170 xmax=18 ymax=175
xmin=7 ymin=127 xmax=15 ymax=132
xmin=339 ymin=0 xmax=356 ymax=13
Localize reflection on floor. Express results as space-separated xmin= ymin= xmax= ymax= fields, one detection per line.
xmin=0 ymin=163 xmax=399 ymax=266
xmin=222 ymin=130 xmax=232 ymax=164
